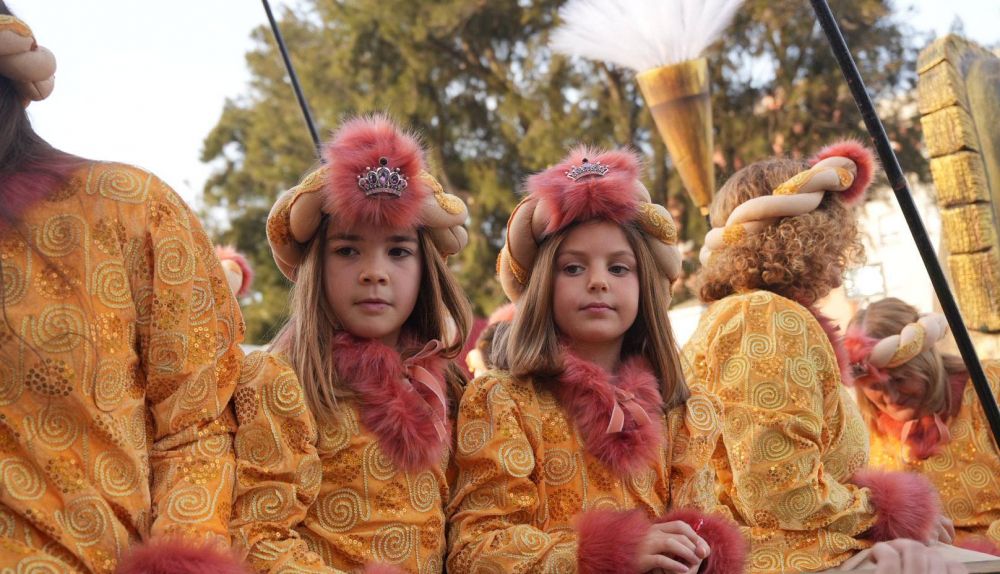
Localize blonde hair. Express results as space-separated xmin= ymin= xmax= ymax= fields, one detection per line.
xmin=698 ymin=158 xmax=865 ymax=306
xmin=849 ymin=297 xmax=966 ymax=422
xmin=498 ymin=223 xmax=689 ymax=408
xmin=272 ymin=216 xmax=472 ymax=424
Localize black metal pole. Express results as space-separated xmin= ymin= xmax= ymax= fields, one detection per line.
xmin=261 ymin=0 xmax=321 ymax=151
xmin=809 ymin=0 xmax=1000 ymax=451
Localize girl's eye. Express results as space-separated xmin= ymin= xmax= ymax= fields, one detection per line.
xmin=609 ymin=264 xmax=630 ymax=276
xmin=562 ymin=263 xmax=584 ymax=276
xmin=333 ymin=246 xmax=358 ymax=257
xmin=389 ymin=247 xmax=414 ymax=258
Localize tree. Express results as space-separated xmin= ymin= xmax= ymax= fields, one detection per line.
xmin=202 ymin=0 xmax=925 ymax=344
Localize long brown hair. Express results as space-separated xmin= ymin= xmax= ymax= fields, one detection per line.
xmin=498 ymin=222 xmax=689 ymax=408
xmin=849 ymin=298 xmax=966 ymax=423
xmin=271 ymin=216 xmax=473 ymax=425
xmin=697 ymin=158 xmax=865 ymax=306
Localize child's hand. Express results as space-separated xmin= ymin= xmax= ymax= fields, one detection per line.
xmin=870 ymin=539 xmax=967 ymax=574
xmin=933 ymin=515 xmax=956 ymax=544
xmin=635 ymin=520 xmax=710 ymax=573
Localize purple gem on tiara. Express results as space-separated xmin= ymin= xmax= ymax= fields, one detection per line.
xmin=357 ymin=156 xmax=408 ymax=197
xmin=565 ymin=158 xmax=610 ymax=181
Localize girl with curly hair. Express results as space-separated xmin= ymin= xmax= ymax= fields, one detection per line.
xmin=682 ymin=142 xmax=964 ymax=573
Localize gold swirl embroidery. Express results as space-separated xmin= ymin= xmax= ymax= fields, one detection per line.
xmin=315 ymin=488 xmax=363 ymax=533
xmin=542 ymin=449 xmax=577 ymax=486
xmin=236 ymin=426 xmax=281 ymax=467
xmin=91 ymin=261 xmax=131 ymax=309
xmin=408 ymin=471 xmax=439 ymax=513
xmin=148 ymin=332 xmax=187 ymax=375
xmin=457 ymin=420 xmax=490 ymax=455
xmin=95 ymin=451 xmax=140 ymax=497
xmin=636 ymin=202 xmax=678 ymax=244
xmin=95 ymin=165 xmax=148 ymax=203
xmin=154 ymin=237 xmax=196 ymax=286
xmin=265 ymin=371 xmax=306 ymax=418
xmin=371 ymin=523 xmax=412 ymax=564
xmin=364 ymin=442 xmax=398 ymax=481
xmin=0 ymin=457 xmax=46 ymax=500
xmin=0 ymin=358 xmax=24 ymax=407
xmin=36 ymin=214 xmax=85 ymax=258
xmin=56 ymin=495 xmax=112 ymax=546
xmin=1 ymin=259 xmax=28 ymax=306
xmin=164 ymin=485 xmax=214 ymax=523
xmin=498 ymin=440 xmax=534 ymax=478
xmin=30 ymin=403 xmax=80 ymax=450
xmin=31 ymin=305 xmax=86 ymax=353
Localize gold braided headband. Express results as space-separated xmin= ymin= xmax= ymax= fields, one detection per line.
xmin=0 ymin=15 xmax=56 ymax=105
xmin=869 ymin=313 xmax=949 ymax=369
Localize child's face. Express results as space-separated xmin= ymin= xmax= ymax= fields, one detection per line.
xmin=859 ymin=374 xmax=928 ymax=422
xmin=552 ymin=221 xmax=639 ymax=350
xmin=323 ymin=220 xmax=422 ymax=348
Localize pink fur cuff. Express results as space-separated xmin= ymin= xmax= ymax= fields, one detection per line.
xmin=574 ymin=509 xmax=651 ymax=574
xmin=852 ymin=469 xmax=941 ymax=542
xmin=657 ymin=508 xmax=749 ymax=574
xmin=115 ymin=538 xmax=251 ymax=574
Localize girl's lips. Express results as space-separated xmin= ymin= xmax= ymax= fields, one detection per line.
xmin=357 ymin=299 xmax=391 ymax=312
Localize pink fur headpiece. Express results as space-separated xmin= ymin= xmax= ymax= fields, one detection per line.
xmin=700 ymin=140 xmax=876 ymax=266
xmin=497 ymin=146 xmax=682 ymax=302
xmin=265 ymin=114 xmax=469 ymax=281
xmin=843 ymin=311 xmax=949 ymax=384
xmin=215 ymin=245 xmax=254 ymax=298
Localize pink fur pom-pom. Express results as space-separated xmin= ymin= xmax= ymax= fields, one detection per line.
xmin=574 ymin=509 xmax=651 ymax=574
xmin=324 ymin=114 xmax=429 ymax=230
xmin=657 ymin=509 xmax=749 ymax=574
xmin=115 ymin=539 xmax=251 ymax=574
xmin=851 ymin=469 xmax=941 ymax=542
xmin=810 ymin=140 xmax=876 ymax=206
xmin=215 ymin=245 xmax=254 ymax=297
xmin=843 ymin=326 xmax=889 ymax=385
xmin=527 ymin=145 xmax=642 ymax=236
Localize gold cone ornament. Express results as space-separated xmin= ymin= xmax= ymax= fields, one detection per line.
xmin=551 ymin=0 xmax=743 ymax=213
xmin=636 ymin=58 xmax=713 ymax=213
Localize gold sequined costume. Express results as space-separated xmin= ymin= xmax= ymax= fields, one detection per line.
xmin=0 ymin=162 xmax=245 ymax=572
xmin=867 ymin=361 xmax=1000 ymax=550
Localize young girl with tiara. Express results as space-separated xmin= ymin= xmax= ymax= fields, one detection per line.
xmin=845 ymin=297 xmax=1000 ymax=555
xmin=230 ymin=115 xmax=472 ymax=573
xmin=447 ymin=147 xmax=748 ymax=574
xmin=684 ymin=141 xmax=965 ymax=573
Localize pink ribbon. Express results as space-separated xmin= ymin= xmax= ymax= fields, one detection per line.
xmin=605 ymin=387 xmax=652 ymax=434
xmin=900 ymin=414 xmax=952 ymax=450
xmin=402 ymin=340 xmax=449 ymax=441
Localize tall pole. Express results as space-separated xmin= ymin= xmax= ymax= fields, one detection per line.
xmin=261 ymin=0 xmax=321 ymax=151
xmin=810 ymin=0 xmax=1000 ymax=450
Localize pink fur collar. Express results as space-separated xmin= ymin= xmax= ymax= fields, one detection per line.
xmin=806 ymin=305 xmax=854 ymax=386
xmin=555 ymin=353 xmax=664 ymax=477
xmin=332 ymin=332 xmax=450 ymax=472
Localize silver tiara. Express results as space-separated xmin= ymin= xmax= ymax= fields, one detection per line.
xmin=357 ymin=157 xmax=408 ymax=197
xmin=565 ymin=158 xmax=610 ymax=181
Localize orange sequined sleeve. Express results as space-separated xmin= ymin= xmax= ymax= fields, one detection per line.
xmin=230 ymin=352 xmax=336 ymax=573
xmin=447 ymin=373 xmax=582 ymax=572
xmin=133 ymin=172 xmax=246 ymax=542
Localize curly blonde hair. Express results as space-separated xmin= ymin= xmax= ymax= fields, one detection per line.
xmin=698 ymin=158 xmax=865 ymax=306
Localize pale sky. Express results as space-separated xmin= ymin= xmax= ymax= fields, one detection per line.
xmin=10 ymin=0 xmax=999 ymax=209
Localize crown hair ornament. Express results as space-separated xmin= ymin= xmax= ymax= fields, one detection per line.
xmin=565 ymin=158 xmax=611 ymax=181
xmin=357 ymin=156 xmax=408 ymax=197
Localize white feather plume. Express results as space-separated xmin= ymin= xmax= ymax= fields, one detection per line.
xmin=551 ymin=0 xmax=744 ymax=71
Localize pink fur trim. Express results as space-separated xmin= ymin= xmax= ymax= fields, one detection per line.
xmin=115 ymin=539 xmax=251 ymax=574
xmin=807 ymin=306 xmax=854 ymax=386
xmin=657 ymin=508 xmax=749 ymax=574
xmin=324 ymin=114 xmax=429 ymax=230
xmin=843 ymin=326 xmax=890 ymax=385
xmin=556 ymin=353 xmax=664 ymax=477
xmin=810 ymin=140 xmax=876 ymax=206
xmin=851 ymin=469 xmax=941 ymax=542
xmin=214 ymin=245 xmax=254 ymax=297
xmin=332 ymin=332 xmax=451 ymax=472
xmin=527 ymin=146 xmax=642 ymax=236
xmin=487 ymin=302 xmax=516 ymax=325
xmin=955 ymin=534 xmax=1000 ymax=557
xmin=363 ymin=564 xmax=408 ymax=574
xmin=574 ymin=509 xmax=650 ymax=574
xmin=0 ymin=153 xmax=86 ymax=228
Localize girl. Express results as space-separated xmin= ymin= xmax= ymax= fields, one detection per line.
xmin=230 ymin=115 xmax=472 ymax=574
xmin=0 ymin=6 xmax=247 ymax=573
xmin=447 ymin=147 xmax=747 ymax=574
xmin=683 ymin=141 xmax=960 ymax=573
xmin=845 ymin=297 xmax=1000 ymax=554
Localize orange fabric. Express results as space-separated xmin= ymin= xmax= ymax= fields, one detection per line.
xmin=0 ymin=162 xmax=245 ymax=573
xmin=231 ymin=351 xmax=451 ymax=573
xmin=867 ymin=360 xmax=1000 ymax=549
xmin=682 ymin=291 xmax=876 ymax=573
xmin=445 ymin=370 xmax=729 ymax=573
